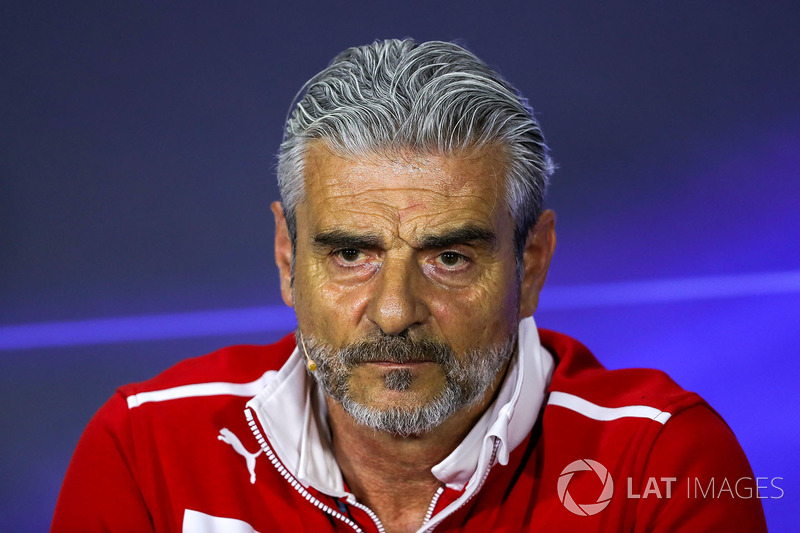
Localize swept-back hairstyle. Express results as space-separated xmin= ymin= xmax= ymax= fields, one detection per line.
xmin=277 ymin=38 xmax=553 ymax=258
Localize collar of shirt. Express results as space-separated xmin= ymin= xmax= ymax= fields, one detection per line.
xmin=247 ymin=316 xmax=554 ymax=497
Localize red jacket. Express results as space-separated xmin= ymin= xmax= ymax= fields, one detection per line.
xmin=52 ymin=330 xmax=767 ymax=532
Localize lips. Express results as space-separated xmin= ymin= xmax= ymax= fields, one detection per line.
xmin=366 ymin=360 xmax=434 ymax=366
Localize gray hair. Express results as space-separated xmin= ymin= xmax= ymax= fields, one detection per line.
xmin=277 ymin=38 xmax=554 ymax=258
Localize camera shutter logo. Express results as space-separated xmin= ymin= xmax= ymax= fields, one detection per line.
xmin=557 ymin=459 xmax=614 ymax=516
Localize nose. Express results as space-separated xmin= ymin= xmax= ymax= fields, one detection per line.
xmin=365 ymin=256 xmax=429 ymax=336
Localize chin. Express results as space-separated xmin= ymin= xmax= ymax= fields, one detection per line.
xmin=339 ymin=381 xmax=467 ymax=437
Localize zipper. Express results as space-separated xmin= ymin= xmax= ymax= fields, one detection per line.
xmin=244 ymin=406 xmax=497 ymax=533
xmin=348 ymin=499 xmax=386 ymax=533
xmin=245 ymin=408 xmax=385 ymax=533
xmin=422 ymin=486 xmax=444 ymax=525
xmin=419 ymin=438 xmax=500 ymax=532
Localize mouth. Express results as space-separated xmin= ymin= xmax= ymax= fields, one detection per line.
xmin=365 ymin=361 xmax=434 ymax=368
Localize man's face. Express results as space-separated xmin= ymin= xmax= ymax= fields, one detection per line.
xmin=275 ymin=141 xmax=541 ymax=434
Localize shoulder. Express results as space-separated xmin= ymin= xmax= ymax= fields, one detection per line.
xmin=81 ymin=330 xmax=298 ymax=438
xmin=539 ymin=328 xmax=702 ymax=417
xmin=536 ymin=329 xmax=709 ymax=472
xmin=538 ymin=328 xmax=713 ymax=453
xmin=118 ymin=332 xmax=297 ymax=404
xmin=54 ymin=332 xmax=300 ymax=530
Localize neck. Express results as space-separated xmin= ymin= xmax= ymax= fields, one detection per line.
xmin=325 ymin=360 xmax=509 ymax=533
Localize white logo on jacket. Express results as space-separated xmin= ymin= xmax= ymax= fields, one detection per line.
xmin=218 ymin=428 xmax=262 ymax=484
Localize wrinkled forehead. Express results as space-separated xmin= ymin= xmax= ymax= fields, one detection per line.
xmin=301 ymin=139 xmax=509 ymax=207
xmin=295 ymin=141 xmax=515 ymax=247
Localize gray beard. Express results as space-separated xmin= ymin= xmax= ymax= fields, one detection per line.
xmin=298 ymin=331 xmax=517 ymax=437
xmin=383 ymin=368 xmax=413 ymax=391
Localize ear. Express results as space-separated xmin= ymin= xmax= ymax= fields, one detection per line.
xmin=518 ymin=209 xmax=557 ymax=318
xmin=271 ymin=201 xmax=295 ymax=308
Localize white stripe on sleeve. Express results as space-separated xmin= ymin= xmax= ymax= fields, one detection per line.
xmin=548 ymin=391 xmax=672 ymax=424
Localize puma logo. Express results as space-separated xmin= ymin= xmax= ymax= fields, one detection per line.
xmin=218 ymin=428 xmax=263 ymax=484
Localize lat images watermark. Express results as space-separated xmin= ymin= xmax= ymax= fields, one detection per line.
xmin=558 ymin=459 xmax=784 ymax=516
xmin=626 ymin=476 xmax=785 ymax=501
xmin=557 ymin=459 xmax=614 ymax=516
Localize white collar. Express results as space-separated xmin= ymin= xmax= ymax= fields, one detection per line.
xmin=431 ymin=316 xmax=553 ymax=490
xmin=246 ymin=316 xmax=553 ymax=497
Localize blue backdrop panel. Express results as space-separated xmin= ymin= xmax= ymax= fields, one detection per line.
xmin=2 ymin=1 xmax=798 ymax=530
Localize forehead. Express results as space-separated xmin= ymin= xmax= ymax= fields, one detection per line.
xmin=301 ymin=141 xmax=509 ymax=236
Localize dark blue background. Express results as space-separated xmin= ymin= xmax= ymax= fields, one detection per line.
xmin=2 ymin=1 xmax=798 ymax=530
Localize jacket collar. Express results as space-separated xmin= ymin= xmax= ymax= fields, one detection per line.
xmin=432 ymin=316 xmax=553 ymax=490
xmin=246 ymin=316 xmax=553 ymax=496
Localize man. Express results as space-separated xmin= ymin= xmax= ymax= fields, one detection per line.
xmin=53 ymin=39 xmax=767 ymax=532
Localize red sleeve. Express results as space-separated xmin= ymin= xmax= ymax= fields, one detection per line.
xmin=52 ymin=392 xmax=155 ymax=532
xmin=633 ymin=405 xmax=767 ymax=532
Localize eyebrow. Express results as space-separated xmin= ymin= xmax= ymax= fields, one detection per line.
xmin=312 ymin=230 xmax=385 ymax=251
xmin=312 ymin=224 xmax=497 ymax=252
xmin=417 ymin=224 xmax=497 ymax=251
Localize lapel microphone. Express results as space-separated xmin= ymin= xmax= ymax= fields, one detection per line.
xmin=299 ymin=332 xmax=317 ymax=372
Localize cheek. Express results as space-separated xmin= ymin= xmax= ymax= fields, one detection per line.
xmin=428 ymin=277 xmax=519 ymax=350
xmin=296 ymin=266 xmax=372 ymax=344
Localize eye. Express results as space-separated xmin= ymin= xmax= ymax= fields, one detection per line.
xmin=437 ymin=251 xmax=468 ymax=268
xmin=334 ymin=249 xmax=366 ymax=263
xmin=327 ymin=248 xmax=379 ymax=282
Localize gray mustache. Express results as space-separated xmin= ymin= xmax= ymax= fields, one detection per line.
xmin=338 ymin=337 xmax=455 ymax=366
